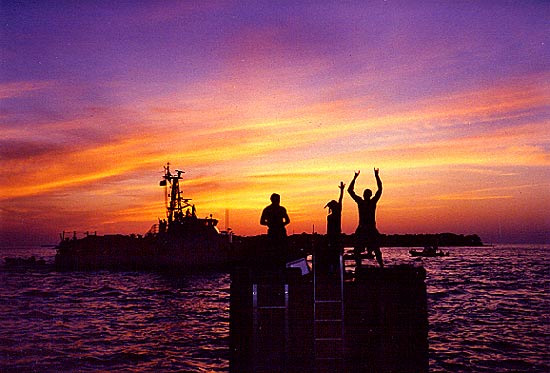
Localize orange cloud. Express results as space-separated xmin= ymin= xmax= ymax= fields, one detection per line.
xmin=2 ymin=58 xmax=548 ymax=241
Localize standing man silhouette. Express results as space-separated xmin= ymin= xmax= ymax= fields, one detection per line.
xmin=260 ymin=193 xmax=290 ymax=266
xmin=348 ymin=168 xmax=384 ymax=268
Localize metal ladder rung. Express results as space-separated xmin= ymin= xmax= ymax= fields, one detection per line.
xmin=315 ymin=319 xmax=342 ymax=322
xmin=315 ymin=299 xmax=341 ymax=303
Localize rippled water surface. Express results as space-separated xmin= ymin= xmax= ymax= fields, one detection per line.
xmin=1 ymin=245 xmax=549 ymax=372
xmin=417 ymin=245 xmax=550 ymax=373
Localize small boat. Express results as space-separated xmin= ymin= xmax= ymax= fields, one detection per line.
xmin=409 ymin=246 xmax=449 ymax=257
xmin=55 ymin=163 xmax=236 ymax=271
xmin=4 ymin=256 xmax=46 ymax=267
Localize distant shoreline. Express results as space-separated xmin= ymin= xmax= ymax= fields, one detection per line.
xmin=236 ymin=232 xmax=485 ymax=248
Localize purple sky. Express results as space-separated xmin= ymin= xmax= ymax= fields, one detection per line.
xmin=1 ymin=1 xmax=549 ymax=246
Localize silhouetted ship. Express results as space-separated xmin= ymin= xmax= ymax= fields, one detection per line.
xmin=55 ymin=164 xmax=235 ymax=271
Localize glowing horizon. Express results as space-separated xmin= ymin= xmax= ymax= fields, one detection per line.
xmin=1 ymin=2 xmax=549 ymax=246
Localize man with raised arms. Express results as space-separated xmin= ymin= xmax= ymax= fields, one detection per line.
xmin=348 ymin=168 xmax=384 ymax=268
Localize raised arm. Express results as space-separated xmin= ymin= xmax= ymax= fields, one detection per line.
xmin=338 ymin=181 xmax=345 ymax=205
xmin=373 ymin=168 xmax=382 ymax=202
xmin=347 ymin=171 xmax=362 ymax=202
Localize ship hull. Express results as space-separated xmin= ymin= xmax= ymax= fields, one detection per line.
xmin=55 ymin=233 xmax=235 ymax=271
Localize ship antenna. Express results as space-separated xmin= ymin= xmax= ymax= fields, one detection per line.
xmin=161 ymin=163 xmax=173 ymax=219
xmin=164 ymin=179 xmax=168 ymax=215
xmin=225 ymin=208 xmax=229 ymax=231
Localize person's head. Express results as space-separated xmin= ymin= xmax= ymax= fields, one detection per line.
xmin=270 ymin=193 xmax=281 ymax=205
xmin=363 ymin=189 xmax=372 ymax=199
xmin=325 ymin=200 xmax=338 ymax=214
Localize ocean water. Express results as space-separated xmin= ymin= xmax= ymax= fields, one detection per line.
xmin=0 ymin=245 xmax=548 ymax=372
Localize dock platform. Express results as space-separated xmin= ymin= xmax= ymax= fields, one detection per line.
xmin=229 ymin=261 xmax=428 ymax=372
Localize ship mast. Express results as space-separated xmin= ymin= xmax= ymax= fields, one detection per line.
xmin=160 ymin=163 xmax=192 ymax=223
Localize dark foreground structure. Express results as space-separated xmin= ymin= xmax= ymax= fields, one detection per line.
xmin=230 ymin=262 xmax=428 ymax=372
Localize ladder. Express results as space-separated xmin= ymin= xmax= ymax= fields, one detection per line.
xmin=313 ymin=252 xmax=345 ymax=371
xmin=251 ymin=275 xmax=289 ymax=371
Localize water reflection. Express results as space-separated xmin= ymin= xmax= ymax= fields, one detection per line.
xmin=0 ymin=267 xmax=230 ymax=372
xmin=1 ymin=246 xmax=549 ymax=372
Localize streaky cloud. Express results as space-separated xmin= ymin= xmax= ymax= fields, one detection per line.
xmin=0 ymin=81 xmax=51 ymax=99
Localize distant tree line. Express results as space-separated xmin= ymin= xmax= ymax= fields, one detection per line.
xmin=374 ymin=232 xmax=483 ymax=247
xmin=235 ymin=232 xmax=484 ymax=254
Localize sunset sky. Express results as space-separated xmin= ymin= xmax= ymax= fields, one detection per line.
xmin=1 ymin=1 xmax=549 ymax=246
